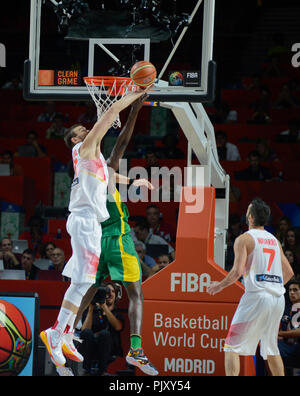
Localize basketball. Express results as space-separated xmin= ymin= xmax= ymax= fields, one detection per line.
xmin=130 ymin=61 xmax=157 ymax=88
xmin=0 ymin=300 xmax=32 ymax=376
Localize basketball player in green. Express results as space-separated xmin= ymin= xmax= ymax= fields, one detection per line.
xmin=72 ymin=93 xmax=158 ymax=375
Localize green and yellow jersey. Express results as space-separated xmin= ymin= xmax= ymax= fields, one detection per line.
xmin=96 ymin=187 xmax=142 ymax=285
xmin=101 ymin=188 xmax=131 ymax=237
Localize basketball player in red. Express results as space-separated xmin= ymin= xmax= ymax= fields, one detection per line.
xmin=208 ymin=199 xmax=294 ymax=376
xmin=40 ymin=87 xmax=150 ymax=369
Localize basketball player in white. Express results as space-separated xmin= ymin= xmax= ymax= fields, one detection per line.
xmin=40 ymin=87 xmax=150 ymax=368
xmin=208 ymin=199 xmax=294 ymax=376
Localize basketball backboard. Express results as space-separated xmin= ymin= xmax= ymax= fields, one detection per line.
xmin=24 ymin=0 xmax=216 ymax=102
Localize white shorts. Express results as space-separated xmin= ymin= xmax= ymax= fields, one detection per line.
xmin=62 ymin=213 xmax=101 ymax=284
xmin=224 ymin=292 xmax=285 ymax=360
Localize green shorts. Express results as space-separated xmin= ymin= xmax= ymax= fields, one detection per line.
xmin=95 ymin=232 xmax=142 ymax=287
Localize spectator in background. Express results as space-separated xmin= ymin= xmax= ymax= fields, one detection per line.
xmin=156 ymin=254 xmax=171 ymax=272
xmin=225 ymin=213 xmax=243 ymax=272
xmin=278 ymin=118 xmax=300 ymax=143
xmin=235 ymin=150 xmax=273 ymax=181
xmin=284 ymin=250 xmax=300 ymax=278
xmin=229 ymin=184 xmax=242 ymax=203
xmin=250 ymin=87 xmax=271 ymax=114
xmin=215 ymin=130 xmax=241 ymax=161
xmin=37 ymin=101 xmax=64 ymax=122
xmin=41 ymin=241 xmax=56 ymax=260
xmin=146 ymin=204 xmax=176 ymax=243
xmin=248 ymin=87 xmax=272 ymax=125
xmin=247 ymin=109 xmax=272 ymax=125
xmin=278 ymin=278 xmax=300 ymax=370
xmin=283 ymin=228 xmax=300 ymax=263
xmin=49 ymin=247 xmax=65 ymax=271
xmin=49 ymin=247 xmax=68 ymax=281
xmin=21 ymin=249 xmax=38 ymax=280
xmin=134 ymin=241 xmax=157 ymax=278
xmin=132 ymin=222 xmax=175 ymax=260
xmin=145 ymin=147 xmax=160 ymax=178
xmin=274 ymin=83 xmax=299 ymax=109
xmin=0 ymin=150 xmax=23 ymax=176
xmin=256 ymin=139 xmax=278 ymax=162
xmin=46 ymin=114 xmax=68 ymax=139
xmin=209 ymin=102 xmax=237 ymax=124
xmin=0 ymin=237 xmax=21 ymax=269
xmin=275 ymin=216 xmax=292 ymax=246
xmin=159 ymin=133 xmax=184 ymax=159
xmin=17 ymin=130 xmax=47 ymax=158
xmin=19 ymin=215 xmax=52 ymax=257
xmin=77 ymin=101 xmax=97 ymax=123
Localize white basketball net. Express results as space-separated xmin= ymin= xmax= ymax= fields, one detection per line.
xmin=84 ymin=77 xmax=135 ymax=128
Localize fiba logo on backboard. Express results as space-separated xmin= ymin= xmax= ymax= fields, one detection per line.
xmin=291 ymin=43 xmax=300 ymax=67
xmin=0 ymin=43 xmax=6 ymax=67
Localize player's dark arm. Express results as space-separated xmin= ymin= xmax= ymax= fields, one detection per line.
xmin=107 ymin=93 xmax=148 ymax=171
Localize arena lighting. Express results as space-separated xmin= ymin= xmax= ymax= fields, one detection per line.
xmin=44 ymin=0 xmax=190 ymax=40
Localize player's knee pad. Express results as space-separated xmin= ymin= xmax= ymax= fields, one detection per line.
xmin=64 ymin=282 xmax=91 ymax=307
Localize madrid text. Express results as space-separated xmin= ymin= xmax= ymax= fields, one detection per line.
xmin=153 ymin=312 xmax=228 ymax=374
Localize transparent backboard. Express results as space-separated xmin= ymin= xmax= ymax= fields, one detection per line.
xmin=24 ymin=0 xmax=216 ymax=102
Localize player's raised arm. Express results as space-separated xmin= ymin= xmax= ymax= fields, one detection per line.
xmin=80 ymin=89 xmax=149 ymax=157
xmin=107 ymin=92 xmax=148 ymax=171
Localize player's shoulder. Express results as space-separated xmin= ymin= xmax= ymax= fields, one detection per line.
xmin=235 ymin=232 xmax=254 ymax=247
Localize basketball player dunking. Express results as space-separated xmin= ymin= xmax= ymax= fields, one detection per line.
xmin=208 ymin=199 xmax=294 ymax=376
xmin=40 ymin=87 xmax=150 ymax=369
xmin=64 ymin=93 xmax=158 ymax=376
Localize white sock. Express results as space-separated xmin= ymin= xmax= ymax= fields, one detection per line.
xmin=52 ymin=307 xmax=73 ymax=336
xmin=65 ymin=313 xmax=77 ymax=334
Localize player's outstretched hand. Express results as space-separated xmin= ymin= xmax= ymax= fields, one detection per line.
xmin=132 ymin=178 xmax=154 ymax=190
xmin=135 ymin=84 xmax=154 ymax=93
xmin=207 ymin=281 xmax=223 ymax=295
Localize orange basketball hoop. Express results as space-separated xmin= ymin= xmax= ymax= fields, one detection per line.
xmin=84 ymin=76 xmax=135 ymax=128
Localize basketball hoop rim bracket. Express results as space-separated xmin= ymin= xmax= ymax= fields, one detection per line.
xmin=23 ymin=59 xmax=216 ymax=103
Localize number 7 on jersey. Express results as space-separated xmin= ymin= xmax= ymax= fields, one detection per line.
xmin=263 ymin=248 xmax=275 ymax=271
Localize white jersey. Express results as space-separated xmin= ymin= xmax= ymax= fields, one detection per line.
xmin=243 ymin=229 xmax=285 ymax=296
xmin=68 ymin=142 xmax=109 ymax=222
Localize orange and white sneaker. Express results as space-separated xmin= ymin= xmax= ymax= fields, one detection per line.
xmin=40 ymin=328 xmax=66 ymax=367
xmin=62 ymin=330 xmax=84 ymax=362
